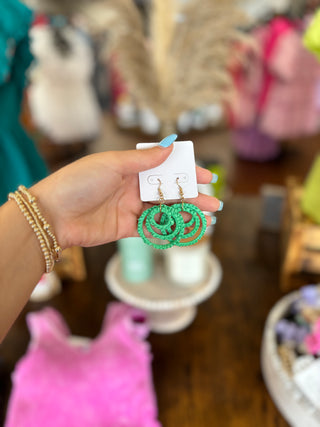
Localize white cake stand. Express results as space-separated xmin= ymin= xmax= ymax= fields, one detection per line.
xmin=104 ymin=253 xmax=222 ymax=333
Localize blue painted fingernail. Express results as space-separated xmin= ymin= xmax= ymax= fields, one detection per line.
xmin=212 ymin=216 xmax=217 ymax=225
xmin=218 ymin=201 xmax=224 ymax=211
xmin=210 ymin=173 xmax=219 ymax=183
xmin=159 ymin=134 xmax=178 ymax=148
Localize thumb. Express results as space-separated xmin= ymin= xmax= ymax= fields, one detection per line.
xmin=114 ymin=144 xmax=174 ymax=175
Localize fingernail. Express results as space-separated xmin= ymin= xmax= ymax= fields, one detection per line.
xmin=159 ymin=134 xmax=178 ymax=148
xmin=218 ymin=201 xmax=224 ymax=211
xmin=212 ymin=216 xmax=217 ymax=225
xmin=210 ymin=173 xmax=219 ymax=183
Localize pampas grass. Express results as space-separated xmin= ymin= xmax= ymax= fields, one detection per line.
xmin=82 ymin=0 xmax=251 ymax=135
xmin=81 ymin=0 xmax=158 ymax=111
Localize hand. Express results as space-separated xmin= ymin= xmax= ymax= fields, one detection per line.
xmin=32 ymin=145 xmax=220 ymax=249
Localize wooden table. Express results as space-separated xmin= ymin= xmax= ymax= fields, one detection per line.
xmin=0 ymin=196 xmax=290 ymax=426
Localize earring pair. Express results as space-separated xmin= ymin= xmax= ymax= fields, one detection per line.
xmin=137 ymin=178 xmax=207 ymax=249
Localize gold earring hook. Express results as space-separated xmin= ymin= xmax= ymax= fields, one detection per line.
xmin=158 ymin=179 xmax=165 ymax=212
xmin=176 ymin=177 xmax=185 ymax=209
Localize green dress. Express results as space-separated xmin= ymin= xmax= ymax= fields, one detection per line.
xmin=0 ymin=0 xmax=48 ymax=205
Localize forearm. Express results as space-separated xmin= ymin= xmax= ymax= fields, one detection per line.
xmin=0 ymin=200 xmax=44 ymax=342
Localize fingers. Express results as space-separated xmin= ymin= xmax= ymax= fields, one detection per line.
xmin=111 ymin=142 xmax=218 ymax=190
xmin=141 ymin=192 xmax=221 ymax=214
xmin=113 ymin=145 xmax=174 ymax=175
xmin=112 ymin=145 xmax=218 ymax=185
xmin=205 ymin=214 xmax=213 ymax=227
xmin=187 ymin=193 xmax=221 ymax=213
xmin=196 ymin=166 xmax=219 ymax=185
xmin=196 ymin=166 xmax=215 ymax=184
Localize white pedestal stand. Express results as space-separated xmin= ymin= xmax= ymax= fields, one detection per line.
xmin=104 ymin=253 xmax=222 ymax=334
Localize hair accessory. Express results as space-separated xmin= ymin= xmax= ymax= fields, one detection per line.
xmin=8 ymin=186 xmax=61 ymax=273
xmin=137 ymin=178 xmax=207 ymax=249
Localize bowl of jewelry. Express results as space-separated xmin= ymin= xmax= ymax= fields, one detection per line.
xmin=261 ymin=284 xmax=320 ymax=427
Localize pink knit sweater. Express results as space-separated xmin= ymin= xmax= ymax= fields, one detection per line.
xmin=5 ymin=303 xmax=161 ymax=427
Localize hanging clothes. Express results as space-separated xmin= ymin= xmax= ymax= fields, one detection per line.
xmin=0 ymin=0 xmax=48 ymax=206
xmin=229 ymin=17 xmax=320 ymax=140
xmin=5 ymin=303 xmax=161 ymax=427
xmin=259 ymin=18 xmax=320 ymax=139
xmin=28 ymin=20 xmax=101 ymax=144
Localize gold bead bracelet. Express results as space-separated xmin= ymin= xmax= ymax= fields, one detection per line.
xmin=8 ymin=186 xmax=61 ymax=273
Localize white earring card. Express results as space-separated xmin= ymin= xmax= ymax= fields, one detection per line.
xmin=136 ymin=140 xmax=198 ymax=202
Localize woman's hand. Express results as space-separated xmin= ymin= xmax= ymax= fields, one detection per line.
xmin=32 ymin=145 xmax=220 ymax=249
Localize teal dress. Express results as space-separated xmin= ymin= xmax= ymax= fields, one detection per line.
xmin=0 ymin=0 xmax=48 ymax=205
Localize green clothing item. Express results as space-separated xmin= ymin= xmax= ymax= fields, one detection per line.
xmin=301 ymin=154 xmax=320 ymax=224
xmin=0 ymin=0 xmax=48 ymax=206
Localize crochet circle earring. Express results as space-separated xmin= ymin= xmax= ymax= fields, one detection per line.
xmin=171 ymin=178 xmax=207 ymax=246
xmin=138 ymin=178 xmax=207 ymax=249
xmin=137 ymin=179 xmax=184 ymax=249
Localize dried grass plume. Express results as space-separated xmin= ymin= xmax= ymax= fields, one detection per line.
xmin=82 ymin=0 xmax=251 ymax=132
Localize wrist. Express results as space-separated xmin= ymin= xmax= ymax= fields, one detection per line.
xmin=31 ymin=181 xmax=67 ymax=251
xmin=3 ymin=199 xmax=46 ymax=275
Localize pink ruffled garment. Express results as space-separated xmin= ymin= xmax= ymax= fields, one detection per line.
xmin=227 ymin=39 xmax=264 ymax=128
xmin=228 ymin=26 xmax=282 ymax=161
xmin=229 ymin=17 xmax=320 ymax=140
xmin=5 ymin=303 xmax=161 ymax=427
xmin=228 ymin=19 xmax=293 ymax=129
xmin=260 ymin=23 xmax=320 ymax=139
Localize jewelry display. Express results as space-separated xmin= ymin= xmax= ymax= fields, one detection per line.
xmin=137 ymin=142 xmax=207 ymax=249
xmin=138 ymin=200 xmax=207 ymax=249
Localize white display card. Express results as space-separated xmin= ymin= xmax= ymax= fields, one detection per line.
xmin=136 ymin=141 xmax=198 ymax=202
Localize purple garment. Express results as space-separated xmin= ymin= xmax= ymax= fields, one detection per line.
xmin=231 ymin=126 xmax=280 ymax=162
xmin=5 ymin=303 xmax=161 ymax=427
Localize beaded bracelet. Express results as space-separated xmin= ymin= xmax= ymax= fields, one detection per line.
xmin=18 ymin=185 xmax=62 ymax=262
xmin=8 ymin=186 xmax=61 ymax=273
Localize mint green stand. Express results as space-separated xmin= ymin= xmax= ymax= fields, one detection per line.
xmin=118 ymin=237 xmax=154 ymax=283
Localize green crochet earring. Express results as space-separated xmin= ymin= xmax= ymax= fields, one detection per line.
xmin=137 ymin=178 xmax=207 ymax=249
xmin=171 ymin=178 xmax=207 ymax=246
xmin=138 ymin=179 xmax=181 ymax=249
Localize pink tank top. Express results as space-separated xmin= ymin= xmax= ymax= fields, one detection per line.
xmin=5 ymin=303 xmax=161 ymax=427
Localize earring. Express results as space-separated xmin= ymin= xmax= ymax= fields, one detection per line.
xmin=138 ymin=178 xmax=207 ymax=249
xmin=138 ymin=179 xmax=184 ymax=249
xmin=172 ymin=178 xmax=207 ymax=247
